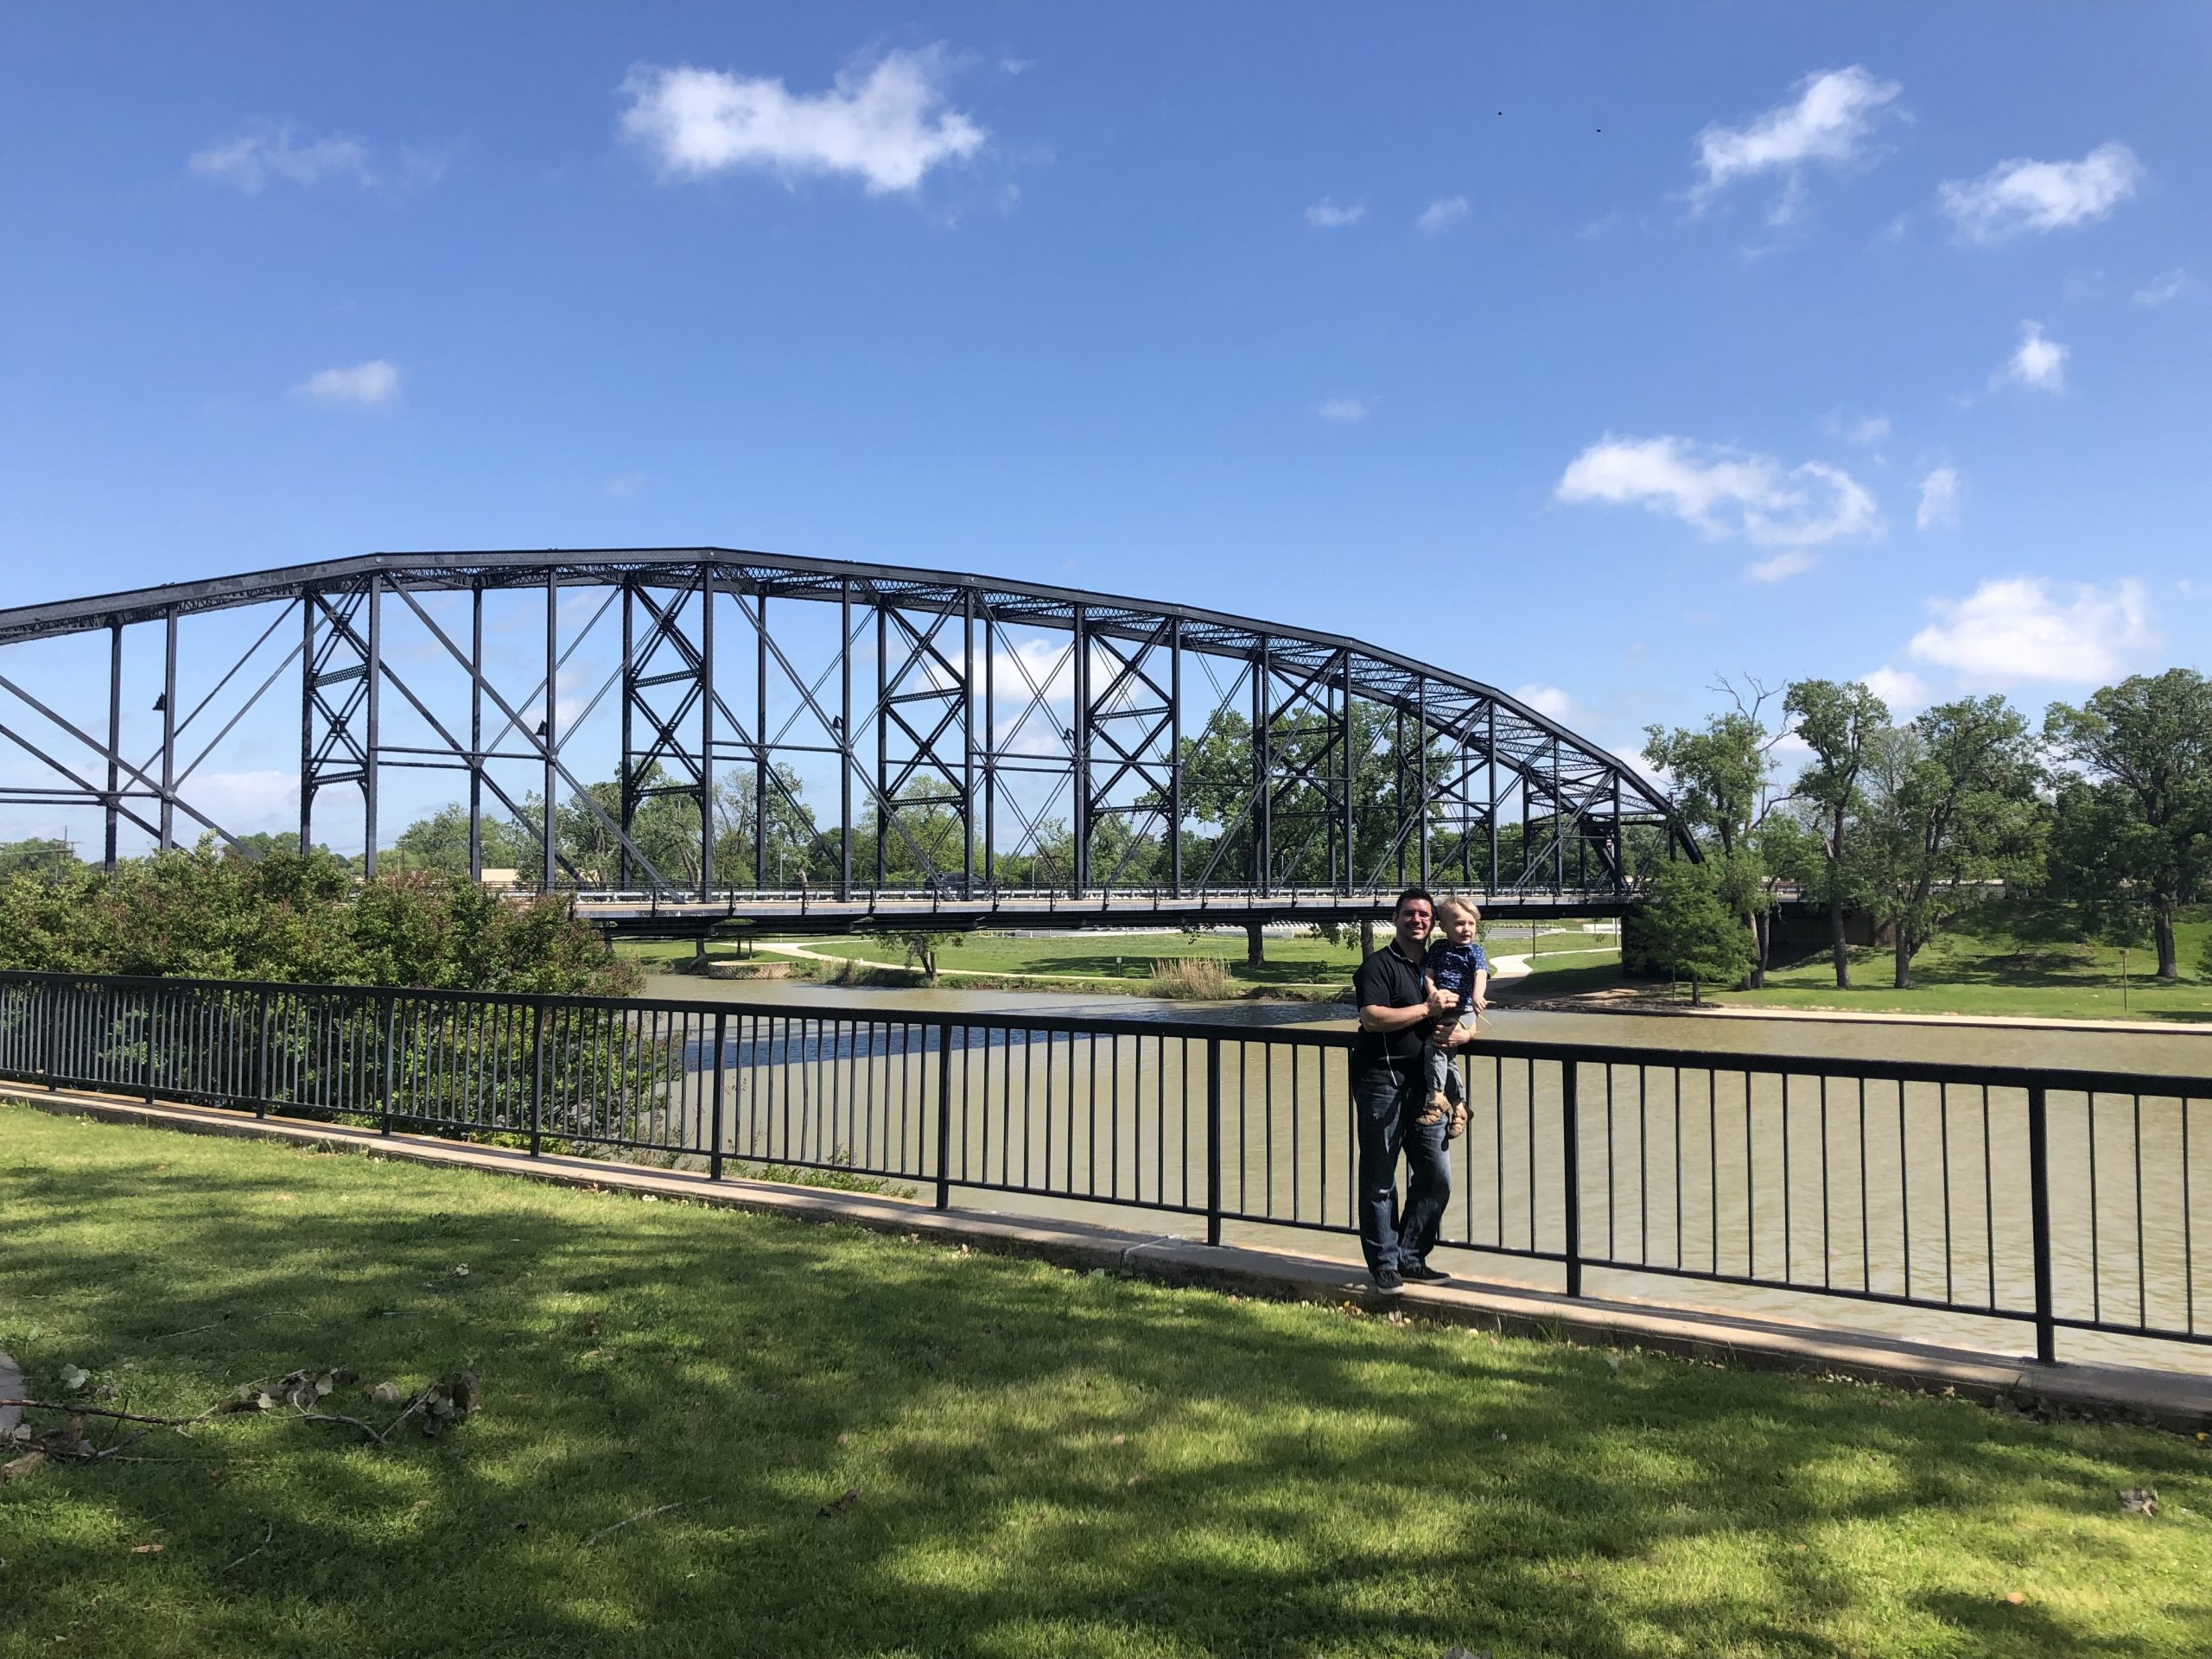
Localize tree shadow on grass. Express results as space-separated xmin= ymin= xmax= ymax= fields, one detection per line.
xmin=2 ymin=1114 xmax=2208 ymax=1658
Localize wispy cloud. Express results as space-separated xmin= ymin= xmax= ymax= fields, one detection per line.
xmin=1823 ymin=410 xmax=1890 ymax=445
xmin=1555 ymin=434 xmax=1882 ymax=560
xmin=1688 ymin=66 xmax=1902 ymax=222
xmin=1304 ymin=196 xmax=1365 ymax=229
xmin=293 ymin=359 xmax=401 ymax=410
xmin=2134 ymin=269 xmax=2192 ymax=307
xmin=1416 ymin=195 xmax=1468 ymax=233
xmin=620 ymin=47 xmax=986 ymax=194
xmin=1316 ymin=397 xmax=1370 ymax=423
xmin=1915 ymin=467 xmax=1961 ymax=530
xmin=1993 ymin=321 xmax=2068 ymax=393
xmin=1906 ymin=576 xmax=2159 ymax=687
xmin=190 ymin=123 xmax=372 ymax=192
xmin=1938 ymin=142 xmax=2142 ymax=242
xmin=1745 ymin=550 xmax=1820 ymax=583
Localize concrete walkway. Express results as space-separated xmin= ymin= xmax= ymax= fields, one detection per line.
xmin=9 ymin=1084 xmax=2209 ymax=1433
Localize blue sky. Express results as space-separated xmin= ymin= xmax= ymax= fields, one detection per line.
xmin=3 ymin=2 xmax=2208 ymax=830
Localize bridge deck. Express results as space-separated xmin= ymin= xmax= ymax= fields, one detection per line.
xmin=569 ymin=887 xmax=1633 ymax=937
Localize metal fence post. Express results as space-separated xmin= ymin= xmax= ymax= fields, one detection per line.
xmin=42 ymin=984 xmax=59 ymax=1091
xmin=2027 ymin=1084 xmax=2056 ymax=1364
xmin=253 ymin=988 xmax=271 ymax=1120
xmin=934 ymin=1020 xmax=955 ymax=1210
xmin=1561 ymin=1059 xmax=1582 ymax=1298
xmin=709 ymin=1010 xmax=728 ymax=1182
xmin=142 ymin=988 xmax=157 ymax=1104
xmin=378 ymin=992 xmax=397 ymax=1135
xmin=530 ymin=1001 xmax=547 ymax=1157
xmin=1205 ymin=1037 xmax=1223 ymax=1247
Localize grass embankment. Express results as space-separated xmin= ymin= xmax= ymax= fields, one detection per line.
xmin=1713 ymin=907 xmax=2212 ymax=1024
xmin=5 ymin=1104 xmax=2209 ymax=1658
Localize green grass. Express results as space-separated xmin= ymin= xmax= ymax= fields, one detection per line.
xmin=6 ymin=1105 xmax=2210 ymax=1657
xmin=1717 ymin=908 xmax=2212 ymax=1024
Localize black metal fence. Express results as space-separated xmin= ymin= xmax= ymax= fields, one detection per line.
xmin=3 ymin=969 xmax=2206 ymax=1366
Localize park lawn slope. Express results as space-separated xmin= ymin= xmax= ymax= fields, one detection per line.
xmin=1713 ymin=908 xmax=2212 ymax=1024
xmin=3 ymin=1104 xmax=2209 ymax=1659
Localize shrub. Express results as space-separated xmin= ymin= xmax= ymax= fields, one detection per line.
xmin=1148 ymin=957 xmax=1234 ymax=1000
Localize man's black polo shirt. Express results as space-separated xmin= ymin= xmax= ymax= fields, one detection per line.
xmin=1350 ymin=942 xmax=1428 ymax=1083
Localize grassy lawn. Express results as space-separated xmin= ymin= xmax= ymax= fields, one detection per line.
xmin=1714 ymin=909 xmax=2212 ymax=1024
xmin=6 ymin=1105 xmax=2210 ymax=1657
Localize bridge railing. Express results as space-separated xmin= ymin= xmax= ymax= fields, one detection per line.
xmin=2 ymin=969 xmax=2204 ymax=1368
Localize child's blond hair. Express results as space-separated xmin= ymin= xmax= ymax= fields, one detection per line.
xmin=1434 ymin=895 xmax=1482 ymax=926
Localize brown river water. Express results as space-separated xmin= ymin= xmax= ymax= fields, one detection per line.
xmin=650 ymin=976 xmax=2212 ymax=1375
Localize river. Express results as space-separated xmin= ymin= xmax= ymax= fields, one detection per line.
xmin=645 ymin=976 xmax=2212 ymax=1374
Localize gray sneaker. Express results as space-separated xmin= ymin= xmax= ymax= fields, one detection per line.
xmin=1372 ymin=1266 xmax=1404 ymax=1294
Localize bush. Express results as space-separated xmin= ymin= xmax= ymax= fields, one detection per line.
xmin=1148 ymin=957 xmax=1234 ymax=1000
xmin=0 ymin=840 xmax=637 ymax=995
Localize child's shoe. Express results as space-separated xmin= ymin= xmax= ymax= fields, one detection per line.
xmin=1447 ymin=1100 xmax=1469 ymax=1140
xmin=1415 ymin=1091 xmax=1450 ymax=1127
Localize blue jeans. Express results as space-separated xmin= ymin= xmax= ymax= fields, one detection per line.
xmin=1352 ymin=1057 xmax=1452 ymax=1277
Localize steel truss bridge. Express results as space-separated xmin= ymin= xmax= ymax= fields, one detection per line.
xmin=0 ymin=550 xmax=1691 ymax=935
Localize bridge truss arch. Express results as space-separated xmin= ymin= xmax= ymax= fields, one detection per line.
xmin=0 ymin=549 xmax=1692 ymax=920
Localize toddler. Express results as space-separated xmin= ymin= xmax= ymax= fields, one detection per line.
xmin=1415 ymin=897 xmax=1489 ymax=1137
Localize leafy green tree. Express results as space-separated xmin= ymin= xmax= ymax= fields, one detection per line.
xmin=862 ymin=926 xmax=966 ymax=984
xmin=1851 ymin=697 xmax=2041 ymax=989
xmin=2044 ymin=669 xmax=2212 ymax=980
xmin=0 ymin=839 xmax=634 ymax=994
xmin=1643 ymin=681 xmax=1784 ymax=985
xmin=1626 ymin=860 xmax=1754 ymax=1004
xmin=391 ymin=804 xmax=536 ymax=876
xmin=0 ymin=837 xmax=82 ymax=879
xmin=1783 ymin=678 xmax=1888 ymax=988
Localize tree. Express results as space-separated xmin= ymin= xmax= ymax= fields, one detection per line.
xmin=1643 ymin=679 xmax=1785 ymax=985
xmin=1783 ymin=678 xmax=1888 ymax=988
xmin=0 ymin=837 xmax=635 ymax=994
xmin=1626 ymin=860 xmax=1754 ymax=1005
xmin=1852 ymin=696 xmax=2040 ymax=988
xmin=863 ymin=926 xmax=965 ymax=985
xmin=0 ymin=837 xmax=81 ymax=879
xmin=391 ymin=804 xmax=536 ymax=876
xmin=2044 ymin=669 xmax=2212 ymax=980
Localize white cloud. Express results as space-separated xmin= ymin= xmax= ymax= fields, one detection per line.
xmin=1514 ymin=683 xmax=1577 ymax=721
xmin=1745 ymin=550 xmax=1819 ymax=582
xmin=1823 ymin=410 xmax=1890 ymax=444
xmin=294 ymin=359 xmax=401 ymax=410
xmin=619 ymin=48 xmax=985 ymax=194
xmin=1915 ymin=467 xmax=1961 ymax=531
xmin=1994 ymin=321 xmax=2068 ymax=393
xmin=190 ymin=124 xmax=372 ymax=192
xmin=1416 ymin=195 xmax=1468 ymax=233
xmin=1305 ymin=196 xmax=1364 ymax=229
xmin=1316 ymin=397 xmax=1369 ymax=423
xmin=1906 ymin=576 xmax=2160 ymax=687
xmin=1554 ymin=434 xmax=1883 ymax=548
xmin=1689 ymin=66 xmax=1902 ymax=216
xmin=1937 ymin=142 xmax=2142 ymax=242
xmin=1861 ymin=666 xmax=1930 ymax=715
xmin=2135 ymin=269 xmax=2192 ymax=306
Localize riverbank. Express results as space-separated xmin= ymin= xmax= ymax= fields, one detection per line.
xmin=6 ymin=1103 xmax=2208 ymax=1658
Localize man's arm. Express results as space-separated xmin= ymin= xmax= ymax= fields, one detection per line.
xmin=1357 ymin=983 xmax=1458 ymax=1033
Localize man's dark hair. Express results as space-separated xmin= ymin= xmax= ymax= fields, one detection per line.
xmin=1391 ymin=886 xmax=1434 ymax=917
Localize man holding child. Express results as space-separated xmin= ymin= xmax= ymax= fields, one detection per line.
xmin=1349 ymin=887 xmax=1488 ymax=1294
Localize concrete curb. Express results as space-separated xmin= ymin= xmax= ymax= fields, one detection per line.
xmin=9 ymin=1085 xmax=2209 ymax=1433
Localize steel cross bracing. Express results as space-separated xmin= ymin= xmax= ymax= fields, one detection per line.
xmin=0 ymin=548 xmax=1694 ymax=921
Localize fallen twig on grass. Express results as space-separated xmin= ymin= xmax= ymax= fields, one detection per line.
xmin=219 ymin=1520 xmax=274 ymax=1574
xmin=584 ymin=1502 xmax=686 ymax=1548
